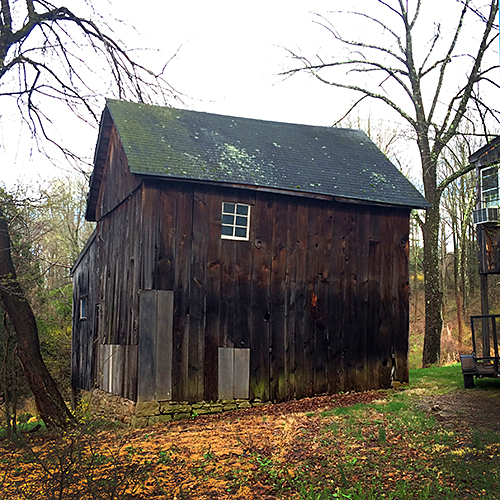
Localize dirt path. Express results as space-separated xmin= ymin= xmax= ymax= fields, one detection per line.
xmin=418 ymin=388 xmax=500 ymax=432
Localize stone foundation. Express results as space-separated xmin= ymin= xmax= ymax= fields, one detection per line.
xmin=88 ymin=389 xmax=264 ymax=427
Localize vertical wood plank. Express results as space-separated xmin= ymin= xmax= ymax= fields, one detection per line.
xmin=220 ymin=231 xmax=237 ymax=349
xmin=234 ymin=201 xmax=254 ymax=352
xmin=378 ymin=212 xmax=395 ymax=388
xmin=315 ymin=201 xmax=332 ymax=395
xmin=305 ymin=201 xmax=320 ymax=397
xmin=367 ymin=212 xmax=382 ymax=390
xmin=189 ymin=189 xmax=208 ymax=401
xmin=285 ymin=202 xmax=298 ymax=400
xmin=392 ymin=211 xmax=410 ymax=383
xmin=172 ymin=186 xmax=193 ymax=401
xmin=157 ymin=187 xmax=177 ymax=291
xmin=341 ymin=208 xmax=358 ymax=392
xmin=218 ymin=347 xmax=234 ymax=400
xmin=327 ymin=205 xmax=344 ymax=394
xmin=250 ymin=193 xmax=272 ymax=401
xmin=138 ymin=290 xmax=157 ymax=402
xmin=294 ymin=202 xmax=309 ymax=399
xmin=100 ymin=344 xmax=108 ymax=392
xmin=140 ymin=184 xmax=160 ymax=291
xmin=355 ymin=210 xmax=370 ymax=392
xmin=270 ymin=199 xmax=287 ymax=401
xmin=124 ymin=345 xmax=138 ymax=401
xmin=234 ymin=348 xmax=250 ymax=399
xmin=204 ymin=193 xmax=223 ymax=401
xmin=156 ymin=290 xmax=173 ymax=400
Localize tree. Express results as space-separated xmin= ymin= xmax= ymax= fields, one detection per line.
xmin=285 ymin=0 xmax=499 ymax=366
xmin=0 ymin=0 xmax=175 ymax=428
xmin=440 ymin=131 xmax=481 ymax=349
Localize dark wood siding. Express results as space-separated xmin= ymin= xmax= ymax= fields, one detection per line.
xmin=74 ymin=176 xmax=411 ymax=402
xmin=71 ymin=232 xmax=97 ymax=391
xmin=94 ymin=124 xmax=142 ymax=222
xmin=146 ymin=181 xmax=410 ymax=402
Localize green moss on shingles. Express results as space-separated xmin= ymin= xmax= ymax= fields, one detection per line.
xmin=103 ymin=99 xmax=428 ymax=209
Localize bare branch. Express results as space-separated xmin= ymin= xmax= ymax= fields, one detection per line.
xmin=436 ymin=160 xmax=475 ymax=197
xmin=437 ymin=2 xmax=498 ymax=150
xmin=426 ymin=0 xmax=468 ymax=128
xmin=0 ymin=0 xmax=179 ymax=159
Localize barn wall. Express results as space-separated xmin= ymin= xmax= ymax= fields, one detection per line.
xmin=71 ymin=232 xmax=98 ymax=391
xmin=94 ymin=124 xmax=142 ymax=222
xmin=141 ymin=180 xmax=410 ymax=403
xmin=74 ymin=172 xmax=410 ymax=403
xmin=72 ymin=125 xmax=145 ymax=398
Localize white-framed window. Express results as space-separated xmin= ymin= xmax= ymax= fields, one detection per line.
xmin=80 ymin=297 xmax=87 ymax=320
xmin=221 ymin=202 xmax=250 ymax=240
xmin=481 ymin=165 xmax=500 ymax=208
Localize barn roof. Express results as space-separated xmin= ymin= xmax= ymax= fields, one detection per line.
xmin=87 ymin=99 xmax=428 ymax=219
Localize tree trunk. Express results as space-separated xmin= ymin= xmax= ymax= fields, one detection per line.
xmin=0 ymin=206 xmax=75 ymax=429
xmin=452 ymin=213 xmax=464 ymax=349
xmin=422 ymin=202 xmax=443 ymax=366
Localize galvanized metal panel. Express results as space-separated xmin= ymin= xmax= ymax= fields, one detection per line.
xmin=233 ymin=348 xmax=250 ymax=399
xmin=156 ymin=290 xmax=173 ymax=400
xmin=218 ymin=348 xmax=234 ymax=400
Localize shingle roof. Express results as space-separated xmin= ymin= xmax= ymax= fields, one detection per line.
xmin=88 ymin=99 xmax=428 ymax=217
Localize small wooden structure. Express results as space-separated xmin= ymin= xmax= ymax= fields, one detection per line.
xmin=461 ymin=138 xmax=500 ymax=387
xmin=72 ymin=99 xmax=428 ymax=406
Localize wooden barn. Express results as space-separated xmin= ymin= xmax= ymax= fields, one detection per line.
xmin=71 ymin=99 xmax=428 ymax=407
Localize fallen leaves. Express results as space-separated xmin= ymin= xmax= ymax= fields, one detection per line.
xmin=1 ymin=389 xmax=500 ymax=498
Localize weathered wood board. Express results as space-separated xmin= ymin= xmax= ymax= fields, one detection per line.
xmin=73 ymin=146 xmax=411 ymax=402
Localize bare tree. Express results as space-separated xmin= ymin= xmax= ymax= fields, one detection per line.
xmin=0 ymin=0 xmax=176 ymax=428
xmin=285 ymin=0 xmax=499 ymax=366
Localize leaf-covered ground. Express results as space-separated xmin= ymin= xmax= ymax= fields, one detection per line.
xmin=1 ymin=368 xmax=500 ymax=499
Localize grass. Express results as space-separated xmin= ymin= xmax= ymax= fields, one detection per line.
xmin=409 ymin=363 xmax=464 ymax=393
xmin=245 ymin=364 xmax=500 ymax=499
xmin=1 ymin=364 xmax=499 ymax=499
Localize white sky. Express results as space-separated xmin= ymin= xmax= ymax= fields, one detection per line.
xmin=1 ymin=0 xmax=497 ymax=189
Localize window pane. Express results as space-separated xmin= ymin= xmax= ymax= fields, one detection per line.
xmin=236 ymin=205 xmax=248 ymax=215
xmin=80 ymin=298 xmax=86 ymax=319
xmin=482 ymin=167 xmax=500 ymax=207
xmin=222 ymin=214 xmax=235 ymax=224
xmin=234 ymin=226 xmax=247 ymax=238
xmin=482 ymin=167 xmax=498 ymax=191
xmin=235 ymin=216 xmax=247 ymax=226
xmin=222 ymin=225 xmax=234 ymax=236
xmin=223 ymin=202 xmax=235 ymax=214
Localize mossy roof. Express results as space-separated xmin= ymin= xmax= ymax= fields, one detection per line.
xmin=88 ymin=99 xmax=428 ymax=217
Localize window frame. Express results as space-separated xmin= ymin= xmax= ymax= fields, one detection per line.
xmin=79 ymin=296 xmax=87 ymax=320
xmin=480 ymin=165 xmax=500 ymax=209
xmin=221 ymin=202 xmax=251 ymax=241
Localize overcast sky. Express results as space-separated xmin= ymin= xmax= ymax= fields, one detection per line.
xmin=1 ymin=0 xmax=496 ymax=188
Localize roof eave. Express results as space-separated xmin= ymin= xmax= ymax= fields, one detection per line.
xmin=138 ymin=171 xmax=429 ymax=210
xmin=469 ymin=136 xmax=500 ymax=168
xmin=85 ymin=106 xmax=114 ymax=221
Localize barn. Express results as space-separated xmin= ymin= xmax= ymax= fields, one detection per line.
xmin=71 ymin=99 xmax=428 ymax=418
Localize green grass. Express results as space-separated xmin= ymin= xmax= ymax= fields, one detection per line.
xmin=2 ymin=365 xmax=499 ymax=499
xmin=409 ymin=363 xmax=463 ymax=392
xmin=251 ymin=364 xmax=500 ymax=499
